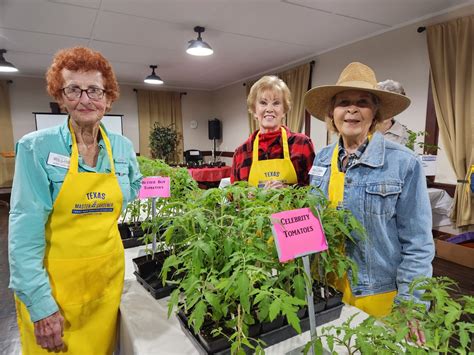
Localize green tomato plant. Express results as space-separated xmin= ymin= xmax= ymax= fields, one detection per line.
xmin=304 ymin=276 xmax=474 ymax=355
xmin=159 ymin=183 xmax=364 ymax=353
xmin=137 ymin=157 xmax=199 ymax=256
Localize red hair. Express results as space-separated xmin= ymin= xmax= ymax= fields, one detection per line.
xmin=46 ymin=46 xmax=119 ymax=103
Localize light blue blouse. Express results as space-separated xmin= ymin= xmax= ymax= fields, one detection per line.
xmin=9 ymin=119 xmax=142 ymax=322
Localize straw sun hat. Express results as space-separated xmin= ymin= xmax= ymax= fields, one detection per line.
xmin=304 ymin=62 xmax=411 ymax=121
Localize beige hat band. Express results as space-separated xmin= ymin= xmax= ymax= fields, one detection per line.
xmin=336 ymin=80 xmax=375 ymax=90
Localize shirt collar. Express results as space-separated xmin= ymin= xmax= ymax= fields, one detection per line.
xmin=386 ymin=119 xmax=406 ymax=137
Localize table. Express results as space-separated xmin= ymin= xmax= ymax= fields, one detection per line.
xmin=120 ymin=247 xmax=369 ymax=354
xmin=188 ymin=166 xmax=231 ymax=189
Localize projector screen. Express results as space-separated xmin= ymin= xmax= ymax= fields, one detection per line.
xmin=34 ymin=113 xmax=123 ymax=135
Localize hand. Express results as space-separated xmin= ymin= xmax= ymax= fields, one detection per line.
xmin=406 ymin=318 xmax=426 ymax=346
xmin=34 ymin=311 xmax=65 ymax=352
xmin=263 ymin=180 xmax=287 ymax=189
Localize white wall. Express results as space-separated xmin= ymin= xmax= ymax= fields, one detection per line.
xmin=181 ymin=90 xmax=214 ymax=153
xmin=9 ymin=77 xmax=51 ymax=142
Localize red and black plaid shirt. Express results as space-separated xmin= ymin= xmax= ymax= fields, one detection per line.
xmin=231 ymin=126 xmax=315 ymax=186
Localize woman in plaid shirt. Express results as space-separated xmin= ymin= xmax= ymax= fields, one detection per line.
xmin=231 ymin=76 xmax=315 ymax=187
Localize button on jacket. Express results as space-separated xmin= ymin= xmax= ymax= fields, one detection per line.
xmin=310 ymin=132 xmax=434 ymax=303
xmin=9 ymin=119 xmax=142 ymax=321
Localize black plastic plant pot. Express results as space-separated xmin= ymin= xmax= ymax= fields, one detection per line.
xmin=197 ymin=326 xmax=231 ymax=354
xmin=118 ymin=222 xmax=131 ymax=239
xmin=248 ymin=322 xmax=261 ymax=338
xmin=260 ymin=315 xmax=285 ymax=333
xmin=122 ymin=237 xmax=144 ymax=249
xmin=133 ymin=250 xmax=178 ymax=299
xmin=177 ymin=311 xmax=233 ymax=355
xmin=134 ymin=271 xmax=176 ymax=299
xmin=325 ymin=289 xmax=343 ymax=310
xmin=132 ymin=250 xmax=170 ymax=277
xmin=315 ymin=299 xmax=326 ymax=313
xmin=129 ymin=222 xmax=144 ymax=238
xmin=297 ymin=306 xmax=307 ymax=320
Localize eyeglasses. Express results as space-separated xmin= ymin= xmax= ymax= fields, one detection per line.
xmin=62 ymin=86 xmax=106 ymax=100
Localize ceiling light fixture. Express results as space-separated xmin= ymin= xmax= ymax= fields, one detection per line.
xmin=0 ymin=49 xmax=19 ymax=73
xmin=186 ymin=26 xmax=213 ymax=56
xmin=144 ymin=65 xmax=164 ymax=85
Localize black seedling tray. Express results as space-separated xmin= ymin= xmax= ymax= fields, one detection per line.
xmin=133 ymin=271 xmax=176 ymax=299
xmin=177 ymin=302 xmax=344 ymax=354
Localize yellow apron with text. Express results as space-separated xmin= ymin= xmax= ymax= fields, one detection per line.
xmin=248 ymin=127 xmax=298 ymax=187
xmin=328 ymin=144 xmax=396 ymax=317
xmin=15 ymin=122 xmax=125 ymax=354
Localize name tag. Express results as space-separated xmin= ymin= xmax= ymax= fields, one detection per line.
xmin=309 ymin=166 xmax=327 ymax=177
xmin=47 ymin=152 xmax=70 ymax=169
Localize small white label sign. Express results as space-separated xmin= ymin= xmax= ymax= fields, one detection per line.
xmin=309 ymin=166 xmax=327 ymax=177
xmin=47 ymin=152 xmax=70 ymax=169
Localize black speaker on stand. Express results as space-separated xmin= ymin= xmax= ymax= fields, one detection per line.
xmin=208 ymin=119 xmax=221 ymax=162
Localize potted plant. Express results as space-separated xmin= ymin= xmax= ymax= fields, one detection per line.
xmin=119 ymin=199 xmax=150 ymax=248
xmin=161 ymin=183 xmax=363 ymax=353
xmin=304 ymin=276 xmax=474 ymax=354
xmin=405 ymin=130 xmax=440 ymax=155
xmin=149 ymin=122 xmax=180 ymax=163
xmin=132 ymin=157 xmax=199 ymax=299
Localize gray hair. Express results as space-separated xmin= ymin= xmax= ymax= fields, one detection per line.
xmin=377 ymin=79 xmax=406 ymax=96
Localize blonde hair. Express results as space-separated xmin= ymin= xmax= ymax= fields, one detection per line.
xmin=247 ymin=76 xmax=292 ymax=114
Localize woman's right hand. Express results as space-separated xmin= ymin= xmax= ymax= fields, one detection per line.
xmin=34 ymin=311 xmax=65 ymax=352
xmin=263 ymin=180 xmax=287 ymax=189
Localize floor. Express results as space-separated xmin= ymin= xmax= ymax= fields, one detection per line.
xmin=0 ymin=203 xmax=472 ymax=353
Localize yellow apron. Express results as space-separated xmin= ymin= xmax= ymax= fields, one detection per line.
xmin=328 ymin=144 xmax=396 ymax=317
xmin=248 ymin=127 xmax=298 ymax=187
xmin=15 ymin=122 xmax=125 ymax=354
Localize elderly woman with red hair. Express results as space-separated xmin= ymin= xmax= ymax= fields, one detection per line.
xmin=9 ymin=47 xmax=142 ymax=353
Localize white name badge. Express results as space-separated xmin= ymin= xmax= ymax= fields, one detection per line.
xmin=47 ymin=152 xmax=70 ymax=169
xmin=309 ymin=166 xmax=327 ymax=177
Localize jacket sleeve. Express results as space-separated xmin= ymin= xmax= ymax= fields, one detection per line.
xmin=8 ymin=139 xmax=59 ymax=322
xmin=394 ymin=156 xmax=434 ymax=304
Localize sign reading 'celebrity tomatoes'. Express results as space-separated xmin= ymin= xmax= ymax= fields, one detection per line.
xmin=271 ymin=207 xmax=328 ymax=262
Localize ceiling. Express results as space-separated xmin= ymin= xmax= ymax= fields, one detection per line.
xmin=0 ymin=0 xmax=472 ymax=90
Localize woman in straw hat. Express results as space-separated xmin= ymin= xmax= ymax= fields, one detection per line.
xmin=304 ymin=62 xmax=434 ymax=339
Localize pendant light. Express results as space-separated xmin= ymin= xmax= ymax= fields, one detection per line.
xmin=0 ymin=49 xmax=19 ymax=73
xmin=144 ymin=65 xmax=163 ymax=85
xmin=186 ymin=26 xmax=213 ymax=56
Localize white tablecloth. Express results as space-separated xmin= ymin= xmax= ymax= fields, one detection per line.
xmin=120 ymin=247 xmax=368 ymax=354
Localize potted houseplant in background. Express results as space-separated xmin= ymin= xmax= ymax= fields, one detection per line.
xmin=149 ymin=122 xmax=180 ymax=164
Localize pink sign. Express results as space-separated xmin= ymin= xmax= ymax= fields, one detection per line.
xmin=138 ymin=177 xmax=171 ymax=199
xmin=271 ymin=207 xmax=328 ymax=262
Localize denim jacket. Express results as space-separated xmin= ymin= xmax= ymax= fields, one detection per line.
xmin=310 ymin=132 xmax=434 ymax=303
